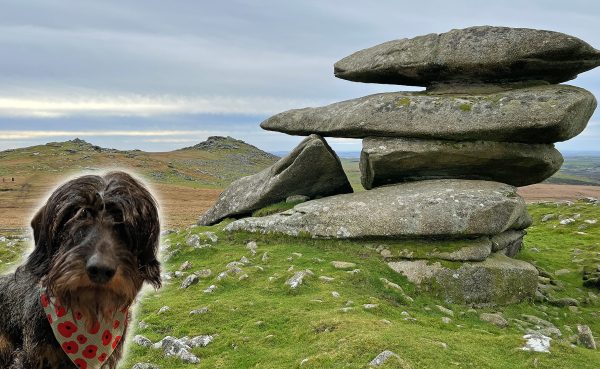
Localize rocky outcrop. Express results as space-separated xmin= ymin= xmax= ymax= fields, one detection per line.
xmin=360 ymin=137 xmax=563 ymax=189
xmin=225 ymin=180 xmax=531 ymax=238
xmin=221 ymin=26 xmax=599 ymax=306
xmin=260 ymin=85 xmax=596 ymax=143
xmin=334 ymin=26 xmax=600 ymax=86
xmin=198 ymin=134 xmax=351 ymax=225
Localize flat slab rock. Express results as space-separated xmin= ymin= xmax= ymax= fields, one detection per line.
xmin=360 ymin=137 xmax=563 ymax=189
xmin=224 ymin=179 xmax=532 ymax=239
xmin=260 ymin=85 xmax=596 ymax=144
xmin=388 ymin=253 xmax=538 ymax=305
xmin=198 ymin=134 xmax=352 ymax=225
xmin=334 ymin=26 xmax=600 ymax=86
xmin=380 ymin=229 xmax=525 ymax=262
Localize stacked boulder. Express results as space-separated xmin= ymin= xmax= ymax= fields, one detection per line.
xmin=220 ymin=26 xmax=600 ymax=305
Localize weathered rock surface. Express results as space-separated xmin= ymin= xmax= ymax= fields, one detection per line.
xmin=387 ymin=253 xmax=538 ymax=305
xmin=260 ymin=85 xmax=596 ymax=143
xmin=198 ymin=134 xmax=352 ymax=225
xmin=360 ymin=137 xmax=563 ymax=189
xmin=225 ymin=180 xmax=531 ymax=239
xmin=334 ymin=26 xmax=600 ymax=86
xmin=381 ymin=236 xmax=493 ymax=262
xmin=490 ymin=230 xmax=525 ymax=257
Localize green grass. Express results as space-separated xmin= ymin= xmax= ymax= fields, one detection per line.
xmin=252 ymin=201 xmax=300 ymax=217
xmin=118 ymin=202 xmax=600 ymax=369
xmin=0 ymin=234 xmax=29 ymax=274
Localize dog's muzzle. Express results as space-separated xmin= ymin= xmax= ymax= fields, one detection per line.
xmin=86 ymin=254 xmax=116 ymax=284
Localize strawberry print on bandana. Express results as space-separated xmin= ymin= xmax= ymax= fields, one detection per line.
xmin=40 ymin=287 xmax=127 ymax=369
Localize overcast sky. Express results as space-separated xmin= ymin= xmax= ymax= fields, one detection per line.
xmin=0 ymin=0 xmax=599 ymax=153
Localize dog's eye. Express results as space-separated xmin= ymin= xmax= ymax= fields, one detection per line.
xmin=79 ymin=208 xmax=93 ymax=219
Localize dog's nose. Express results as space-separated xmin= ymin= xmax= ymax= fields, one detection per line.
xmin=86 ymin=254 xmax=116 ymax=284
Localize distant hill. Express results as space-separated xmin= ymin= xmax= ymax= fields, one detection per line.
xmin=0 ymin=136 xmax=279 ymax=188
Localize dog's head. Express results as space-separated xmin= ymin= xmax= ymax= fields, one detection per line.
xmin=25 ymin=171 xmax=161 ymax=322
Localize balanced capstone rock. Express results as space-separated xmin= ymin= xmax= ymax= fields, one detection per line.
xmin=198 ymin=134 xmax=352 ymax=225
xmin=334 ymin=26 xmax=600 ymax=87
xmin=360 ymin=137 xmax=563 ymax=189
xmin=260 ymin=85 xmax=596 ymax=143
xmin=224 ymin=179 xmax=531 ymax=239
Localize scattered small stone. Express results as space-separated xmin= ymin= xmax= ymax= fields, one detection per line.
xmin=204 ymin=285 xmax=217 ymax=293
xmin=196 ymin=269 xmax=212 ymax=278
xmin=331 ymin=261 xmax=356 ymax=269
xmin=300 ymin=358 xmax=309 ymax=366
xmin=436 ymin=305 xmax=454 ymax=317
xmin=186 ymin=234 xmax=200 ymax=247
xmin=363 ymin=303 xmax=378 ymax=309
xmin=200 ymin=231 xmax=218 ymax=243
xmin=138 ymin=321 xmax=150 ymax=330
xmin=133 ymin=335 xmax=152 ymax=347
xmin=292 ymin=252 xmax=303 ymax=258
xmin=331 ymin=291 xmax=341 ymax=298
xmin=153 ymin=336 xmax=201 ymax=364
xmin=560 ymin=218 xmax=576 ymax=225
xmin=555 ymin=268 xmax=571 ymax=276
xmin=246 ymin=241 xmax=258 ymax=255
xmin=319 ymin=276 xmax=335 ymax=282
xmin=158 ymin=306 xmax=170 ymax=314
xmin=174 ymin=271 xmax=184 ymax=278
xmin=584 ymin=219 xmax=597 ymax=224
xmin=541 ymin=214 xmax=555 ymax=222
xmin=577 ymin=325 xmax=597 ymax=349
xmin=435 ymin=341 xmax=449 ymax=350
xmin=380 ymin=278 xmax=404 ymax=291
xmin=226 ymin=261 xmax=244 ymax=269
xmin=285 ymin=270 xmax=314 ymax=289
xmin=216 ymin=271 xmax=228 ymax=281
xmin=190 ymin=307 xmax=209 ymax=315
xmin=520 ymin=315 xmax=556 ymax=329
xmin=230 ymin=267 xmax=244 ymax=275
xmin=479 ymin=313 xmax=508 ymax=328
xmin=180 ymin=274 xmax=199 ymax=289
xmin=188 ymin=335 xmax=214 ymax=348
xmin=441 ymin=317 xmax=452 ymax=324
xmin=240 ymin=256 xmax=250 ymax=265
xmin=261 ymin=252 xmax=269 ymax=262
xmin=179 ymin=261 xmax=192 ymax=271
xmin=347 ymin=269 xmax=361 ymax=275
xmin=522 ymin=333 xmax=551 ymax=353
xmin=381 ymin=319 xmax=392 ymax=325
xmin=368 ymin=350 xmax=401 ymax=367
xmin=339 ymin=307 xmax=353 ymax=313
xmin=238 ymin=273 xmax=249 ymax=281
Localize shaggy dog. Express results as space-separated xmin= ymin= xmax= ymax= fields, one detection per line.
xmin=0 ymin=171 xmax=161 ymax=369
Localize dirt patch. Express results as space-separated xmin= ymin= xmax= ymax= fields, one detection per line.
xmin=518 ymin=184 xmax=600 ymax=202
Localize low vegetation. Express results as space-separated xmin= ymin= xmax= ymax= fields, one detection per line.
xmin=117 ymin=201 xmax=600 ymax=368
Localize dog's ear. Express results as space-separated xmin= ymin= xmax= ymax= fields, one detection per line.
xmin=140 ymin=257 xmax=161 ymax=289
xmin=25 ymin=204 xmax=52 ymax=277
xmin=30 ymin=205 xmax=46 ymax=245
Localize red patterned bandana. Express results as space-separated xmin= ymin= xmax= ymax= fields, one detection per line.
xmin=40 ymin=287 xmax=127 ymax=369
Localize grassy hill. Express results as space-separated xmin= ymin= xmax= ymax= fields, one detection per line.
xmin=0 ymin=137 xmax=278 ymax=189
xmin=115 ymin=201 xmax=600 ymax=369
xmin=0 ymin=137 xmax=279 ymax=230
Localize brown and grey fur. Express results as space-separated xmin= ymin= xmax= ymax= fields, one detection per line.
xmin=0 ymin=171 xmax=161 ymax=369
